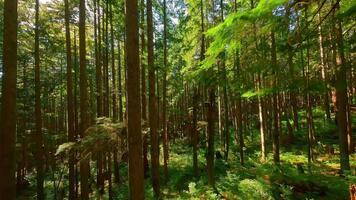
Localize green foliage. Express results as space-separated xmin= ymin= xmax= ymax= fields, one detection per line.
xmin=239 ymin=179 xmax=274 ymax=200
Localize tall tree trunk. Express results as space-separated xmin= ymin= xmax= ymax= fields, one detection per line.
xmin=0 ymin=0 xmax=18 ymax=198
xmin=95 ymin=0 xmax=103 ymax=117
xmin=318 ymin=12 xmax=331 ymax=120
xmin=271 ymin=30 xmax=280 ymax=165
xmin=334 ymin=3 xmax=350 ymax=172
xmin=110 ymin=0 xmax=117 ymax=122
xmin=147 ymin=0 xmax=160 ymax=196
xmin=207 ymin=88 xmax=215 ymax=187
xmin=140 ymin=0 xmax=149 ymax=178
xmin=35 ymin=1 xmax=45 ymax=198
xmin=64 ymin=0 xmax=76 ymax=198
xmin=104 ymin=0 xmax=110 ymax=117
xmin=258 ymin=74 xmax=267 ymax=162
xmin=162 ymin=0 xmax=169 ymax=182
xmin=79 ymin=0 xmax=90 ymax=199
xmin=118 ymin=39 xmax=123 ymax=122
xmin=126 ymin=0 xmax=144 ymax=199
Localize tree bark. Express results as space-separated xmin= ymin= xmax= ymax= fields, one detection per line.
xmin=147 ymin=0 xmax=160 ymax=196
xmin=79 ymin=0 xmax=90 ymax=199
xmin=334 ymin=3 xmax=350 ymax=171
xmin=126 ymin=0 xmax=145 ymax=199
xmin=64 ymin=0 xmax=76 ymax=198
xmin=0 ymin=0 xmax=18 ymax=198
xmin=35 ymin=1 xmax=45 ymax=198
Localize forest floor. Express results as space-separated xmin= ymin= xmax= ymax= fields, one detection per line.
xmin=18 ymin=108 xmax=355 ymax=200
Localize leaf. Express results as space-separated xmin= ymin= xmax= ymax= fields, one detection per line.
xmin=55 ymin=142 xmax=76 ymax=156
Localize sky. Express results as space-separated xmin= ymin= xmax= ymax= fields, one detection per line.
xmin=39 ymin=0 xmax=53 ymax=4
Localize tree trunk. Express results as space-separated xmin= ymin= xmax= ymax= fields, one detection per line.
xmin=35 ymin=1 xmax=45 ymax=198
xmin=79 ymin=0 xmax=90 ymax=199
xmin=0 ymin=0 xmax=18 ymax=198
xmin=207 ymin=88 xmax=215 ymax=187
xmin=95 ymin=0 xmax=103 ymax=117
xmin=110 ymin=0 xmax=117 ymax=122
xmin=271 ymin=30 xmax=280 ymax=165
xmin=126 ymin=0 xmax=145 ymax=199
xmin=334 ymin=3 xmax=350 ymax=171
xmin=147 ymin=0 xmax=160 ymax=196
xmin=162 ymin=0 xmax=169 ymax=182
xmin=64 ymin=0 xmax=76 ymax=198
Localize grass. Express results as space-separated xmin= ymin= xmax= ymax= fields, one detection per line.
xmin=17 ymin=108 xmax=355 ymax=199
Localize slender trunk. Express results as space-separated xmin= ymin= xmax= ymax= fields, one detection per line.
xmin=318 ymin=13 xmax=331 ymax=120
xmin=79 ymin=0 xmax=90 ymax=199
xmin=95 ymin=0 xmax=103 ymax=117
xmin=126 ymin=0 xmax=144 ymax=198
xmin=147 ymin=0 xmax=160 ymax=196
xmin=0 ymin=0 xmax=18 ymax=198
xmin=192 ymin=89 xmax=198 ymax=177
xmin=207 ymin=88 xmax=215 ymax=187
xmin=271 ymin=31 xmax=280 ymax=165
xmin=64 ymin=0 xmax=76 ymax=198
xmin=334 ymin=3 xmax=350 ymax=171
xmin=110 ymin=0 xmax=117 ymax=122
xmin=118 ymin=39 xmax=123 ymax=122
xmin=35 ymin=1 xmax=44 ymax=198
xmin=162 ymin=0 xmax=169 ymax=182
xmin=140 ymin=0 xmax=149 ymax=178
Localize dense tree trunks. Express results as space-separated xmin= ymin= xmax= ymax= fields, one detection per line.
xmin=271 ymin=31 xmax=280 ymax=165
xmin=126 ymin=0 xmax=144 ymax=199
xmin=64 ymin=0 xmax=76 ymax=198
xmin=79 ymin=0 xmax=90 ymax=199
xmin=334 ymin=3 xmax=350 ymax=172
xmin=0 ymin=0 xmax=18 ymax=199
xmin=34 ymin=1 xmax=45 ymax=198
xmin=147 ymin=0 xmax=160 ymax=196
xmin=162 ymin=0 xmax=169 ymax=182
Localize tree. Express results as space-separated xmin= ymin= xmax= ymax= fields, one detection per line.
xmin=79 ymin=0 xmax=90 ymax=199
xmin=0 ymin=0 xmax=18 ymax=199
xmin=162 ymin=0 xmax=169 ymax=182
xmin=64 ymin=0 xmax=76 ymax=198
xmin=147 ymin=0 xmax=160 ymax=196
xmin=334 ymin=2 xmax=350 ymax=172
xmin=34 ymin=0 xmax=45 ymax=198
xmin=126 ymin=0 xmax=144 ymax=199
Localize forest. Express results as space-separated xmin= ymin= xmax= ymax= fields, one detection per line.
xmin=0 ymin=0 xmax=355 ymax=199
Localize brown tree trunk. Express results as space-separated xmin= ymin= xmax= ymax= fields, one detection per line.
xmin=35 ymin=1 xmax=45 ymax=198
xmin=206 ymin=88 xmax=215 ymax=187
xmin=95 ymin=0 xmax=103 ymax=117
xmin=162 ymin=0 xmax=169 ymax=182
xmin=64 ymin=0 xmax=76 ymax=198
xmin=0 ymin=0 xmax=18 ymax=198
xmin=110 ymin=0 xmax=117 ymax=122
xmin=271 ymin=31 xmax=280 ymax=165
xmin=126 ymin=0 xmax=145 ymax=198
xmin=79 ymin=0 xmax=90 ymax=199
xmin=140 ymin=0 xmax=149 ymax=179
xmin=147 ymin=0 xmax=160 ymax=196
xmin=334 ymin=3 xmax=350 ymax=171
